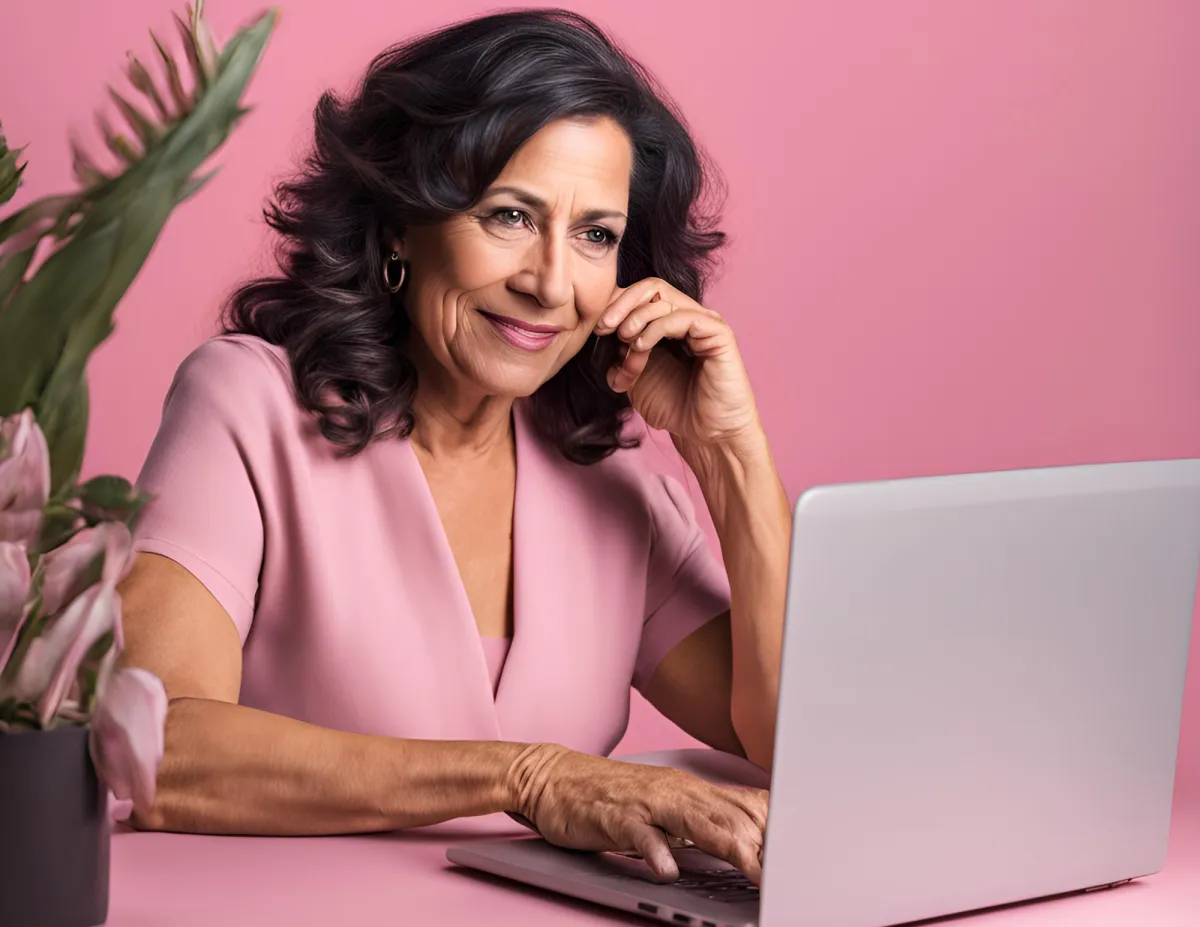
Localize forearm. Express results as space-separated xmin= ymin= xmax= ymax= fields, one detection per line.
xmin=134 ymin=696 xmax=527 ymax=835
xmin=677 ymin=429 xmax=790 ymax=770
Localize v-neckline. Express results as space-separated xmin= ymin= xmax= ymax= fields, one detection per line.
xmin=400 ymin=402 xmax=528 ymax=724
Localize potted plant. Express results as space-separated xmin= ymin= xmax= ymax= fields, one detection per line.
xmin=0 ymin=4 xmax=276 ymax=925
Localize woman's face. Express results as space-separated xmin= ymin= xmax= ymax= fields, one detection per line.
xmin=395 ymin=116 xmax=632 ymax=400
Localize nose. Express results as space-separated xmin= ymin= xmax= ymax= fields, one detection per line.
xmin=509 ymin=231 xmax=572 ymax=311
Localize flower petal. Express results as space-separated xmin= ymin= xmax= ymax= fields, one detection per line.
xmin=0 ymin=506 xmax=43 ymax=547
xmin=89 ymin=667 xmax=167 ymax=811
xmin=0 ymin=540 xmax=30 ymax=627
xmin=42 ymin=522 xmax=133 ymax=617
xmin=0 ymin=410 xmax=51 ymax=547
xmin=0 ymin=540 xmax=32 ymax=675
xmin=4 ymin=583 xmax=118 ymax=723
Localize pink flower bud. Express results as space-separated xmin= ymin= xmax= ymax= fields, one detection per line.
xmin=0 ymin=410 xmax=51 ymax=547
xmin=0 ymin=540 xmax=32 ymax=674
xmin=7 ymin=583 xmax=121 ymax=725
xmin=41 ymin=522 xmax=133 ymax=618
xmin=89 ymin=667 xmax=167 ymax=812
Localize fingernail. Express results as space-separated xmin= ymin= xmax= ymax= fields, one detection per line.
xmin=599 ymin=313 xmax=617 ymax=329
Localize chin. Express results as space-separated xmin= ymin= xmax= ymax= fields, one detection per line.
xmin=465 ymin=356 xmax=560 ymax=399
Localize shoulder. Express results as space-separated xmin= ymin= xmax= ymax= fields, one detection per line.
xmin=172 ymin=333 xmax=291 ymax=392
xmin=154 ymin=335 xmax=311 ymax=446
xmin=165 ymin=334 xmax=296 ymax=417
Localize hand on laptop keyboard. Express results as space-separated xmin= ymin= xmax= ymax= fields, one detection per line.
xmin=506 ymin=744 xmax=768 ymax=884
xmin=599 ymin=847 xmax=761 ymax=902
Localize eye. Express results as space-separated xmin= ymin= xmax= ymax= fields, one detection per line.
xmin=486 ymin=207 xmax=531 ymax=230
xmin=581 ymin=227 xmax=620 ymax=250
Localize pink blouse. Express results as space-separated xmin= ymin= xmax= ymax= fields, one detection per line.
xmin=132 ymin=335 xmax=730 ymax=757
xmin=480 ymin=637 xmax=512 ymax=695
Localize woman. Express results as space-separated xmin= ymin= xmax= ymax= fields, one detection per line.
xmin=119 ymin=8 xmax=790 ymax=884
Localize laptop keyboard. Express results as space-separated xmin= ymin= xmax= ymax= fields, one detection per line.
xmin=673 ymin=869 xmax=760 ymax=904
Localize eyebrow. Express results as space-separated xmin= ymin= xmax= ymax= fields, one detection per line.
xmin=483 ymin=185 xmax=628 ymax=223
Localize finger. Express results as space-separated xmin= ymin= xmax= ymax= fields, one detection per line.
xmin=613 ymin=292 xmax=678 ymax=341
xmin=607 ymin=309 xmax=730 ymax=394
xmin=631 ymin=308 xmax=730 ymax=356
xmin=656 ymin=799 xmax=763 ymax=884
xmin=597 ymin=278 xmax=666 ymax=333
xmin=729 ymin=831 xmax=764 ymax=886
xmin=626 ymin=823 xmax=679 ymax=883
xmin=596 ymin=278 xmax=711 ymax=335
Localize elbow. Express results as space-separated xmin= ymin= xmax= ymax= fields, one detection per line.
xmin=730 ymin=691 xmax=776 ymax=774
xmin=127 ymin=802 xmax=169 ymax=833
xmin=123 ymin=758 xmax=187 ymax=833
xmin=124 ymin=699 xmax=203 ymax=833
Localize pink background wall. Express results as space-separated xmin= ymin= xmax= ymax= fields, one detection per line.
xmin=3 ymin=2 xmax=1198 ymax=803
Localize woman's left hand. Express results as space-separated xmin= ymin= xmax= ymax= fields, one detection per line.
xmin=593 ymin=278 xmax=761 ymax=452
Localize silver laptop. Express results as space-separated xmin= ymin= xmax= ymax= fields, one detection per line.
xmin=447 ymin=459 xmax=1200 ymax=927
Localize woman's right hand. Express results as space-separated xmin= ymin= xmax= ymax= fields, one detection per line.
xmin=505 ymin=744 xmax=768 ymax=884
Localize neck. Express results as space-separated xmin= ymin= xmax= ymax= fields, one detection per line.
xmin=404 ymin=336 xmax=515 ymax=461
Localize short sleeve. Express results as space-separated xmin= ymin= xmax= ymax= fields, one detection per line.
xmin=131 ymin=338 xmax=274 ymax=643
xmin=632 ymin=472 xmax=731 ymax=692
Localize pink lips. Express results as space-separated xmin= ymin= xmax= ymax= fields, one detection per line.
xmin=480 ymin=311 xmax=563 ymax=352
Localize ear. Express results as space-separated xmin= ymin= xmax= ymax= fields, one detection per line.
xmin=388 ymin=235 xmax=407 ymax=261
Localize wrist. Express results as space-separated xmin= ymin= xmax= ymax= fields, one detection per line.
xmin=672 ymin=425 xmax=773 ymax=482
xmin=503 ymin=742 xmax=570 ymax=817
xmin=673 ymin=429 xmax=777 ymax=518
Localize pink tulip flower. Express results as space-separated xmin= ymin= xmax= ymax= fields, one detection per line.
xmin=0 ymin=540 xmax=31 ymax=674
xmin=0 ymin=410 xmax=51 ymax=547
xmin=7 ymin=583 xmax=121 ymax=725
xmin=89 ymin=667 xmax=168 ymax=812
xmin=41 ymin=522 xmax=133 ymax=618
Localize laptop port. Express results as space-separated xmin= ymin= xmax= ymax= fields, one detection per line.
xmin=637 ymin=902 xmax=658 ymax=914
xmin=672 ymin=915 xmax=693 ymax=924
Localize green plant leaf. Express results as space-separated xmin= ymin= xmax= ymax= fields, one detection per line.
xmin=70 ymin=136 xmax=110 ymax=189
xmin=78 ymin=474 xmax=150 ymax=524
xmin=96 ymin=112 xmax=140 ymax=166
xmin=38 ymin=376 xmax=90 ymax=498
xmin=36 ymin=503 xmax=86 ymax=554
xmin=0 ymin=158 xmax=25 ymax=206
xmin=0 ymin=124 xmax=25 ymax=205
xmin=108 ymin=86 xmax=160 ymax=148
xmin=0 ymin=193 xmax=78 ymax=251
xmin=152 ymin=29 xmax=191 ymax=116
xmin=175 ymin=11 xmax=209 ymax=95
xmin=0 ymin=7 xmax=278 ymax=419
xmin=179 ymin=165 xmax=220 ymax=202
xmin=126 ymin=53 xmax=171 ymax=122
xmin=0 ymin=247 xmax=35 ymax=309
xmin=0 ymin=697 xmax=20 ymax=724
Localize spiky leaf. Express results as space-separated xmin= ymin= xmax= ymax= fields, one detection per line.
xmin=0 ymin=127 xmax=24 ymax=205
xmin=0 ymin=6 xmax=278 ymax=432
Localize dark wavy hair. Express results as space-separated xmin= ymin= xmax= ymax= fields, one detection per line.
xmin=223 ymin=7 xmax=726 ymax=464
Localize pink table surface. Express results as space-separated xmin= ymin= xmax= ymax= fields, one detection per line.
xmin=106 ymin=751 xmax=1200 ymax=927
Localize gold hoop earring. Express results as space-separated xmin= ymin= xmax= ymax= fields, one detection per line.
xmin=384 ymin=252 xmax=407 ymax=293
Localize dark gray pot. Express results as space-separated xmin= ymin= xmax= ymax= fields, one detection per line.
xmin=0 ymin=725 xmax=110 ymax=927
